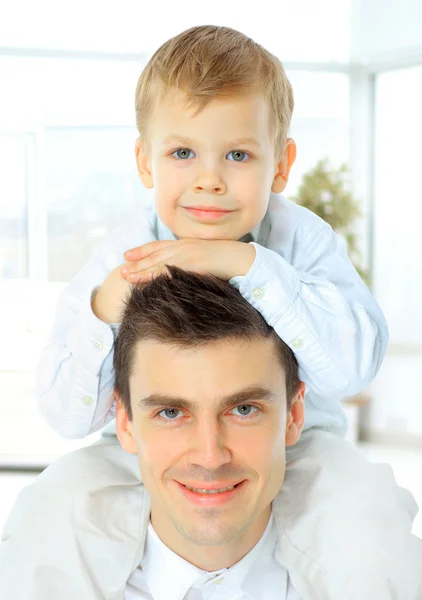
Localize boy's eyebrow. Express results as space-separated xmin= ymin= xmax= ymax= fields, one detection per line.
xmin=162 ymin=135 xmax=262 ymax=148
xmin=230 ymin=137 xmax=262 ymax=148
xmin=137 ymin=385 xmax=277 ymax=413
xmin=162 ymin=134 xmax=197 ymax=146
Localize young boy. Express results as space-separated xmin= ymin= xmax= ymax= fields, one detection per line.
xmin=25 ymin=25 xmax=422 ymax=597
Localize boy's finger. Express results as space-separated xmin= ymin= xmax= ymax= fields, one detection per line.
xmin=125 ymin=244 xmax=181 ymax=274
xmin=127 ymin=271 xmax=154 ymax=283
xmin=124 ymin=240 xmax=177 ymax=261
xmin=127 ymin=265 xmax=167 ymax=282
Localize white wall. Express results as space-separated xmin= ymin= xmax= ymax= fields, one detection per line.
xmin=352 ymin=0 xmax=422 ymax=63
xmin=0 ymin=0 xmax=351 ymax=62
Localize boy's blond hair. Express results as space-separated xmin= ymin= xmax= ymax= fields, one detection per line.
xmin=135 ymin=25 xmax=294 ymax=157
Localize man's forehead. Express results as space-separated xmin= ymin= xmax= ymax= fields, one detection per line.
xmin=130 ymin=337 xmax=286 ymax=394
xmin=133 ymin=336 xmax=278 ymax=358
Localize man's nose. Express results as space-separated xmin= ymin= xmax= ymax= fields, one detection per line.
xmin=188 ymin=419 xmax=231 ymax=470
xmin=193 ymin=166 xmax=227 ymax=195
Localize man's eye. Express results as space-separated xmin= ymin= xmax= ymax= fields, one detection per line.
xmin=173 ymin=148 xmax=195 ymax=160
xmin=158 ymin=408 xmax=182 ymax=420
xmin=231 ymin=404 xmax=258 ymax=417
xmin=227 ymin=150 xmax=249 ymax=162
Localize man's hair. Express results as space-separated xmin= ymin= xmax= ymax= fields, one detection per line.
xmin=114 ymin=267 xmax=299 ymax=420
xmin=135 ymin=25 xmax=294 ymax=157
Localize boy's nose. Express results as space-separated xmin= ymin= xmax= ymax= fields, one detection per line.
xmin=193 ymin=172 xmax=226 ymax=195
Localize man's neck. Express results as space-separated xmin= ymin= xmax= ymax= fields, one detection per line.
xmin=150 ymin=504 xmax=271 ymax=572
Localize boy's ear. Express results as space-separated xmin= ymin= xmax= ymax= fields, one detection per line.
xmin=285 ymin=381 xmax=305 ymax=447
xmin=271 ymin=138 xmax=296 ymax=194
xmin=115 ymin=395 xmax=138 ymax=455
xmin=135 ymin=138 xmax=154 ymax=189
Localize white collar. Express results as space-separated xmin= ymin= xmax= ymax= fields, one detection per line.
xmin=141 ymin=513 xmax=278 ymax=600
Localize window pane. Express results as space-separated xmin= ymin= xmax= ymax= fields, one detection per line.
xmin=374 ymin=66 xmax=422 ymax=345
xmin=45 ymin=127 xmax=149 ymax=281
xmin=287 ymin=72 xmax=350 ymax=194
xmin=0 ymin=56 xmax=141 ymax=131
xmin=0 ymin=136 xmax=29 ymax=279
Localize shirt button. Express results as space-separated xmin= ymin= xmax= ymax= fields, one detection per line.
xmin=252 ymin=287 xmax=265 ymax=299
xmin=213 ymin=577 xmax=223 ymax=585
xmin=82 ymin=396 xmax=94 ymax=406
xmin=93 ymin=340 xmax=103 ymax=350
xmin=291 ymin=337 xmax=304 ymax=350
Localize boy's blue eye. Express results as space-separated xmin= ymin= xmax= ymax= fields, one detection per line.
xmin=173 ymin=148 xmax=195 ymax=160
xmin=227 ymin=150 xmax=248 ymax=162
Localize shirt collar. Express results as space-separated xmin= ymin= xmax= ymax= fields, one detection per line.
xmin=192 ymin=512 xmax=277 ymax=595
xmin=141 ymin=521 xmax=203 ymax=600
xmin=141 ymin=513 xmax=277 ymax=600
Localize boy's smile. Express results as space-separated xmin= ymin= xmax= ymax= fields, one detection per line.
xmin=182 ymin=205 xmax=235 ymax=222
xmin=136 ymin=88 xmax=295 ymax=240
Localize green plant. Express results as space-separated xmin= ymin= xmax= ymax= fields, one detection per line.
xmin=291 ymin=158 xmax=367 ymax=283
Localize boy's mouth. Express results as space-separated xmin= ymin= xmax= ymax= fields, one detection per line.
xmin=183 ymin=206 xmax=234 ymax=221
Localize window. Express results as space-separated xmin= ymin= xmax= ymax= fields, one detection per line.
xmin=0 ymin=55 xmax=146 ymax=460
xmin=0 ymin=135 xmax=31 ymax=280
xmin=287 ymin=72 xmax=350 ymax=193
xmin=45 ymin=127 xmax=144 ymax=282
xmin=373 ymin=66 xmax=422 ymax=346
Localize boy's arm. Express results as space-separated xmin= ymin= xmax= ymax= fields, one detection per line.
xmin=231 ymin=223 xmax=388 ymax=398
xmin=37 ymin=216 xmax=156 ymax=439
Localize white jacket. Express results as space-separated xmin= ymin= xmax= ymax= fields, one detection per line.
xmin=1 ymin=431 xmax=421 ymax=600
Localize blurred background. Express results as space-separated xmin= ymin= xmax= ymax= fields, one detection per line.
xmin=0 ymin=0 xmax=421 ymax=534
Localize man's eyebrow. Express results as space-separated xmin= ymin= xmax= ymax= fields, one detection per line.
xmin=137 ymin=386 xmax=277 ymax=412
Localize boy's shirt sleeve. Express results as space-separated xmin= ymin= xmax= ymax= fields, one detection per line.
xmin=230 ymin=204 xmax=389 ymax=399
xmin=36 ymin=210 xmax=157 ymax=439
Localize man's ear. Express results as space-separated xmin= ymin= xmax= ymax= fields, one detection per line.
xmin=115 ymin=395 xmax=138 ymax=455
xmin=285 ymin=381 xmax=305 ymax=447
xmin=271 ymin=138 xmax=296 ymax=194
xmin=135 ymin=138 xmax=154 ymax=189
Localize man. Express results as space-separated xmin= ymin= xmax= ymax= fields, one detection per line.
xmin=1 ymin=268 xmax=421 ymax=599
xmin=114 ymin=267 xmax=305 ymax=599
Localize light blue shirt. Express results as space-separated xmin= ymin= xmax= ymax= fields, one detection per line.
xmin=36 ymin=193 xmax=388 ymax=439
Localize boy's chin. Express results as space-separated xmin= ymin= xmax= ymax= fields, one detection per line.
xmin=175 ymin=219 xmax=254 ymax=242
xmin=175 ymin=224 xmax=238 ymax=241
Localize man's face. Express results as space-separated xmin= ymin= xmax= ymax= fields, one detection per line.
xmin=116 ymin=336 xmax=304 ymax=550
xmin=136 ymin=89 xmax=295 ymax=240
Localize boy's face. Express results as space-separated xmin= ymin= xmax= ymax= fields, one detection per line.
xmin=136 ymin=89 xmax=296 ymax=240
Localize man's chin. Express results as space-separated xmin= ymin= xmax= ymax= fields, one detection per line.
xmin=173 ymin=517 xmax=248 ymax=547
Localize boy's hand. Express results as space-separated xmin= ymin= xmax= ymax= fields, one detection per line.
xmin=91 ymin=265 xmax=133 ymax=324
xmin=121 ymin=239 xmax=256 ymax=282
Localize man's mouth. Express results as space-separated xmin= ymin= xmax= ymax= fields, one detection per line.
xmin=175 ymin=480 xmax=246 ymax=504
xmin=184 ymin=483 xmax=236 ymax=494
